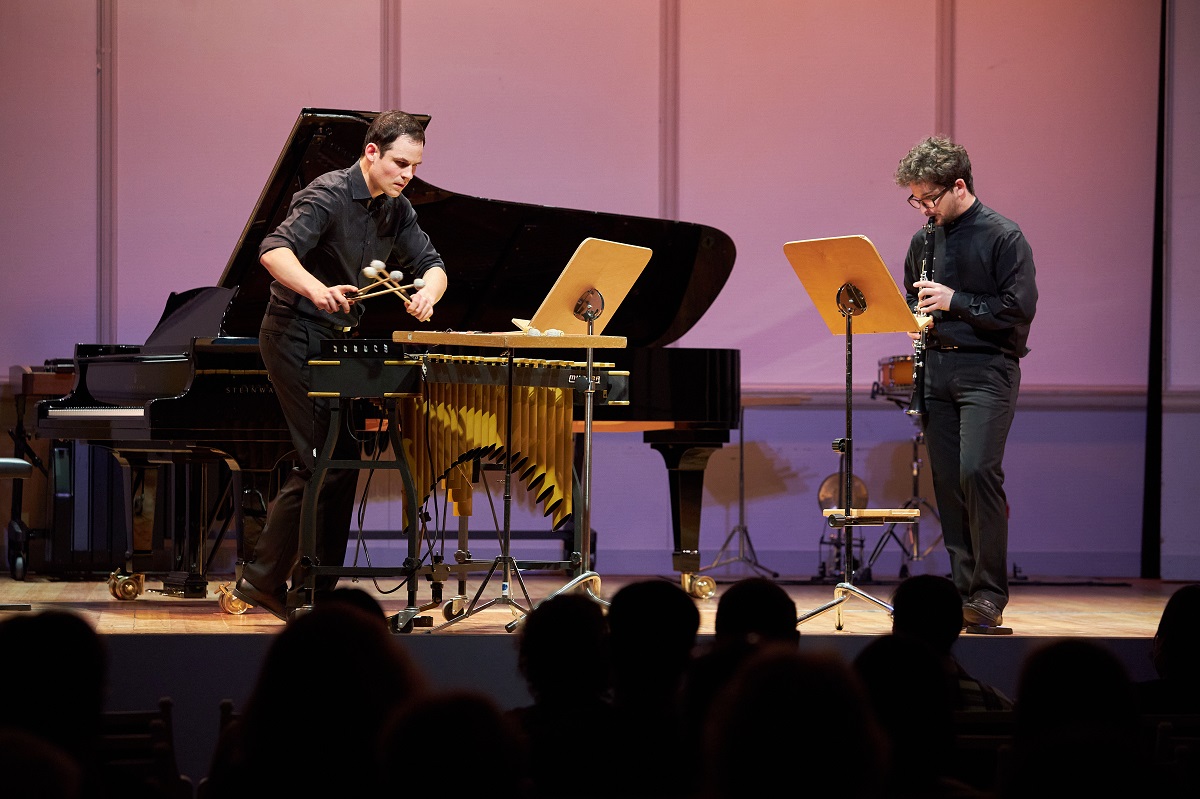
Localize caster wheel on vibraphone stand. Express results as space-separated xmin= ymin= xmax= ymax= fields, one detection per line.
xmin=442 ymin=597 xmax=466 ymax=621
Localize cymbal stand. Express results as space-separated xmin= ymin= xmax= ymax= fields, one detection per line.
xmin=865 ymin=419 xmax=940 ymax=578
xmin=796 ymin=284 xmax=895 ymax=629
xmin=701 ymin=405 xmax=778 ymax=578
xmin=505 ymin=289 xmax=608 ymax=632
xmin=434 ymin=346 xmax=534 ymax=631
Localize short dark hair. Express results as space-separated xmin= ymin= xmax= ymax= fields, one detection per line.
xmin=364 ymin=110 xmax=426 ymax=155
xmin=894 ymin=135 xmax=974 ymax=194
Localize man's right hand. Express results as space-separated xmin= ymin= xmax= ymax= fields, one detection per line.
xmin=310 ymin=284 xmax=359 ymax=314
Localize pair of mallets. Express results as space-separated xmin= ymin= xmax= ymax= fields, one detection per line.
xmin=350 ymin=259 xmax=425 ymax=304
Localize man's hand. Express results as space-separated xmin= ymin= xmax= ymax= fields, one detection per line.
xmin=405 ymin=287 xmax=435 ymax=322
xmin=310 ymin=284 xmax=359 ymax=314
xmin=913 ymin=279 xmax=953 ymax=314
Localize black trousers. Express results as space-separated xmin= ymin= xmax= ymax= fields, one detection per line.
xmin=240 ymin=311 xmax=359 ymax=598
xmin=922 ymin=349 xmax=1020 ymax=610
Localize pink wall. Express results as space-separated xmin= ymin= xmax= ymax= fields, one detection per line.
xmin=0 ymin=0 xmax=1166 ymax=386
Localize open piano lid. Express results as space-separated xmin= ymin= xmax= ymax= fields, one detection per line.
xmin=218 ymin=108 xmax=736 ymax=347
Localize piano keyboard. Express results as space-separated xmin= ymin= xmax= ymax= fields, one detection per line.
xmin=46 ymin=407 xmax=145 ymax=418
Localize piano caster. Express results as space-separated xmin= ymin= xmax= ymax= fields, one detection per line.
xmin=107 ymin=571 xmax=145 ymax=601
xmin=216 ymin=582 xmax=250 ymax=615
xmin=681 ymin=572 xmax=717 ymax=600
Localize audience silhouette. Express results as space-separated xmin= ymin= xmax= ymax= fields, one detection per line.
xmin=1136 ymin=582 xmax=1200 ymax=714
xmin=854 ymin=633 xmax=985 ymax=798
xmin=606 ymin=578 xmax=700 ymax=799
xmin=702 ymin=644 xmax=887 ymax=799
xmin=0 ymin=727 xmax=84 ymax=799
xmin=1003 ymin=638 xmax=1142 ymax=799
xmin=679 ymin=576 xmax=800 ymax=795
xmin=890 ymin=574 xmax=1012 ymax=711
xmin=8 ymin=577 xmax=1197 ymax=798
xmin=0 ymin=609 xmax=109 ymax=797
xmin=203 ymin=600 xmax=427 ymax=796
xmin=378 ymin=688 xmax=530 ymax=797
xmin=504 ymin=592 xmax=615 ymax=799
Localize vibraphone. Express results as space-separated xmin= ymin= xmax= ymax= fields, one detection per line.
xmin=299 ymin=338 xmax=628 ymax=631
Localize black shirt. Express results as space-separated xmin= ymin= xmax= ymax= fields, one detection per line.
xmin=258 ymin=161 xmax=444 ymax=329
xmin=904 ymin=198 xmax=1038 ymax=357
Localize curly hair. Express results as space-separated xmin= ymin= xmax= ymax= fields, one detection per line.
xmin=894 ymin=135 xmax=974 ymax=194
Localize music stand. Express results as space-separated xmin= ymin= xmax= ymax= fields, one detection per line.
xmin=402 ymin=238 xmax=648 ymax=631
xmin=504 ymin=239 xmax=651 ymax=630
xmin=783 ymin=235 xmax=923 ymax=630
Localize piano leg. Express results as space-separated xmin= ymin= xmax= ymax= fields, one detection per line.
xmin=647 ymin=430 xmax=730 ymax=599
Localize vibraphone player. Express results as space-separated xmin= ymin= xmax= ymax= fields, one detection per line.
xmin=231 ymin=110 xmax=448 ymax=620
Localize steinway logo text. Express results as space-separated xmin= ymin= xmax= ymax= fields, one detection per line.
xmin=224 ymin=384 xmax=275 ymax=394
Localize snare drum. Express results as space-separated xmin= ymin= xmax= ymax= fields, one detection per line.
xmin=877 ymin=354 xmax=915 ymax=395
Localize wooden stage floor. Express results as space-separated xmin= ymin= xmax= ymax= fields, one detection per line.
xmin=0 ymin=566 xmax=1180 ymax=633
xmin=0 ymin=568 xmax=1187 ymax=784
xmin=0 ymin=569 xmax=1179 ymax=639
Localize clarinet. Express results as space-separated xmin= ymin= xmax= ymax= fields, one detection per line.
xmin=906 ymin=218 xmax=936 ymax=417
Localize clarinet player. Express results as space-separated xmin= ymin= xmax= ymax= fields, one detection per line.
xmin=894 ymin=136 xmax=1038 ymax=631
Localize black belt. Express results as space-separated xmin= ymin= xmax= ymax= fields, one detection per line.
xmin=930 ymin=345 xmax=1011 ymax=357
xmin=266 ymin=303 xmax=352 ymax=333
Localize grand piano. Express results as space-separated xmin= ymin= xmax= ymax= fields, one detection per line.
xmin=37 ymin=108 xmax=740 ymax=598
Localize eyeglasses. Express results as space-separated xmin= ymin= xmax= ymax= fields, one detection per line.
xmin=907 ymin=185 xmax=953 ymax=210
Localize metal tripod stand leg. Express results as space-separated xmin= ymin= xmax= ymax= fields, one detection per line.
xmin=797 ymin=580 xmax=894 ymax=629
xmin=433 ymin=348 xmax=531 ymax=632
xmin=701 ymin=406 xmax=779 ymax=579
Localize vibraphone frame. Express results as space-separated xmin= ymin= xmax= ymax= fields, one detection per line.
xmin=296 ymin=335 xmax=627 ymax=633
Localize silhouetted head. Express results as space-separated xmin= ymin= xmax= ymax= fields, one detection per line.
xmin=517 ymin=593 xmax=610 ymax=705
xmin=703 ymin=646 xmax=886 ymax=799
xmin=378 ymin=689 xmax=527 ymax=795
xmin=608 ymin=579 xmax=699 ymax=690
xmin=1151 ymin=583 xmax=1200 ymax=680
xmin=890 ymin=574 xmax=963 ymax=653
xmin=239 ymin=602 xmax=428 ymax=794
xmin=1009 ymin=639 xmax=1139 ymax=798
xmin=713 ymin=577 xmax=799 ymax=646
xmin=0 ymin=610 xmax=107 ymax=761
xmin=854 ymin=634 xmax=957 ymax=768
xmin=608 ymin=578 xmax=700 ymax=649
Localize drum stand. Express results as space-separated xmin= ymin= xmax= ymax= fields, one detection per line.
xmin=864 ymin=416 xmax=941 ymax=579
xmin=701 ymin=406 xmax=779 ymax=579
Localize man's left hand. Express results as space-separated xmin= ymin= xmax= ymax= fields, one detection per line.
xmin=913 ymin=279 xmax=953 ymax=314
xmin=406 ymin=288 xmax=435 ymax=322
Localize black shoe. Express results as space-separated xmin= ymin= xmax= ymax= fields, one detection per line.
xmin=962 ymin=597 xmax=1004 ymax=627
xmin=231 ymin=579 xmax=289 ymax=622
